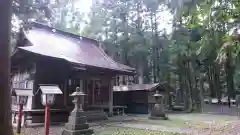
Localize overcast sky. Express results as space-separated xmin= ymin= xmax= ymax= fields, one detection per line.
xmin=74 ymin=0 xmax=173 ymax=34
xmin=75 ymin=0 xmax=92 ymax=13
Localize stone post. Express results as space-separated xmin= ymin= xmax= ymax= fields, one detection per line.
xmin=149 ymin=90 xmax=168 ymax=120
xmin=175 ymin=88 xmax=182 ymax=105
xmin=168 ymin=92 xmax=174 ymax=109
xmin=61 ymin=87 xmax=93 ymax=135
xmin=236 ymin=95 xmax=240 ymax=118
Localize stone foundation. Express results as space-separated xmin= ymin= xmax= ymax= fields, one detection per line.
xmin=12 ymin=110 xmax=108 ymax=127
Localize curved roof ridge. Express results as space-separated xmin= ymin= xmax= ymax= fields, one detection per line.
xmin=94 ymin=43 xmax=135 ymax=71
xmin=31 ymin=22 xmax=98 ymax=44
xmin=18 ymin=23 xmax=135 ymax=74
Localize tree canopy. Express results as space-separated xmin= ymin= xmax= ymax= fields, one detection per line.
xmin=11 ymin=0 xmax=240 ymax=111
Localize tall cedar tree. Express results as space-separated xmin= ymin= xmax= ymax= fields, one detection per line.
xmin=0 ymin=0 xmax=13 ymax=135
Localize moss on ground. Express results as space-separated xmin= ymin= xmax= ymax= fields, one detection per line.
xmin=130 ymin=118 xmax=209 ymax=129
xmin=94 ymin=126 xmax=186 ymax=135
xmin=15 ymin=127 xmax=186 ymax=135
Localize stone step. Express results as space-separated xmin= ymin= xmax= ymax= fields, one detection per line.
xmin=84 ymin=111 xmax=108 ymax=121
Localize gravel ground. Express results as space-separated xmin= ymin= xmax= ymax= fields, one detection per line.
xmin=16 ymin=121 xmax=240 ymax=135
xmin=14 ymin=113 xmax=240 ymax=135
xmin=14 ymin=126 xmax=64 ymax=135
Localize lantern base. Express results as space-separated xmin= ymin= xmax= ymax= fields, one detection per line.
xmin=148 ymin=116 xmax=168 ymax=120
xmin=61 ymin=110 xmax=94 ymax=135
xmin=65 ymin=123 xmax=89 ymax=130
xmin=149 ymin=103 xmax=168 ymax=120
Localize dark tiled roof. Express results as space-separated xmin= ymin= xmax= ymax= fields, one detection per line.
xmin=19 ymin=22 xmax=135 ymax=73
xmin=113 ymin=83 xmax=162 ymax=92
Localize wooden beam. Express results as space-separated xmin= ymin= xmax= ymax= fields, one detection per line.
xmin=0 ymin=0 xmax=13 ymax=134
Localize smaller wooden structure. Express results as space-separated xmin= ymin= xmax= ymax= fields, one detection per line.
xmin=113 ymin=83 xmax=166 ymax=114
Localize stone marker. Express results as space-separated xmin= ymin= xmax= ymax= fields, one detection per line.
xmin=61 ymin=87 xmax=93 ymax=135
xmin=175 ymin=88 xmax=182 ymax=105
xmin=149 ymin=90 xmax=168 ymax=120
xmin=168 ymin=92 xmax=174 ymax=109
xmin=236 ymin=95 xmax=240 ymax=118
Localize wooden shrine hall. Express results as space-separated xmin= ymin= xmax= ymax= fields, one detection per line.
xmin=11 ymin=22 xmax=136 ymax=125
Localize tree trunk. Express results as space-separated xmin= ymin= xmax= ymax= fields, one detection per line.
xmin=178 ymin=55 xmax=193 ymax=112
xmin=199 ymin=77 xmax=205 ymax=112
xmin=150 ymin=11 xmax=157 ymax=83
xmin=225 ymin=48 xmax=235 ymax=108
xmin=0 ymin=0 xmax=13 ymax=135
xmin=190 ymin=58 xmax=201 ymax=111
xmin=214 ymin=62 xmax=221 ymax=103
xmin=177 ymin=74 xmax=184 ymax=103
xmin=177 ymin=55 xmax=184 ymax=104
xmin=208 ymin=64 xmax=214 ymax=98
xmin=207 ymin=62 xmax=220 ymax=103
xmin=185 ymin=61 xmax=193 ymax=112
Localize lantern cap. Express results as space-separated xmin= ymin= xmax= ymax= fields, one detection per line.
xmin=70 ymin=87 xmax=85 ymax=96
xmin=11 ymin=88 xmax=34 ymax=96
xmin=39 ymin=84 xmax=63 ymax=94
xmin=153 ymin=90 xmax=163 ymax=97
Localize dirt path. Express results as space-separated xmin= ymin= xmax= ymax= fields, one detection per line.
xmin=111 ymin=114 xmax=240 ymax=135
xmin=14 ymin=114 xmax=240 ymax=135
xmin=112 ymin=120 xmax=240 ymax=135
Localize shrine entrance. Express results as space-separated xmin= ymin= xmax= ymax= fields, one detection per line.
xmin=66 ymin=77 xmax=110 ymax=109
xmin=87 ymin=79 xmax=109 ymax=106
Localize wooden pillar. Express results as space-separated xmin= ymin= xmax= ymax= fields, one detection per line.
xmin=0 ymin=0 xmax=13 ymax=134
xmin=108 ymin=79 xmax=113 ymax=117
xmin=80 ymin=79 xmax=83 ymax=90
xmin=63 ymin=80 xmax=68 ymax=106
xmin=79 ymin=79 xmax=85 ymax=108
xmin=92 ymin=80 xmax=95 ymax=105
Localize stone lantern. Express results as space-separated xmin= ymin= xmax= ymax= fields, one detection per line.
xmin=149 ymin=90 xmax=168 ymax=120
xmin=61 ymin=87 xmax=93 ymax=135
xmin=154 ymin=91 xmax=162 ymax=104
xmin=70 ymin=87 xmax=85 ymax=112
